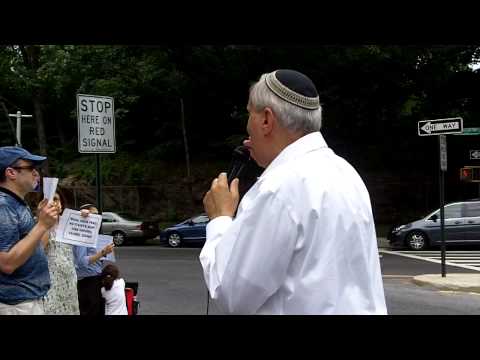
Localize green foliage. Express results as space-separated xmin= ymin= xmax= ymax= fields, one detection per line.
xmin=67 ymin=153 xmax=150 ymax=185
xmin=1 ymin=44 xmax=480 ymax=179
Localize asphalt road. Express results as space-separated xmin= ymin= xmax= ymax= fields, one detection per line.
xmin=380 ymin=252 xmax=479 ymax=275
xmin=380 ymin=253 xmax=480 ymax=314
xmin=115 ymin=244 xmax=480 ymax=315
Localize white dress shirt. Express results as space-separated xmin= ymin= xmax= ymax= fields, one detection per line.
xmin=199 ymin=132 xmax=387 ymax=315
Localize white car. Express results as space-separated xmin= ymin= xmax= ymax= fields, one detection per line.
xmin=101 ymin=212 xmax=145 ymax=246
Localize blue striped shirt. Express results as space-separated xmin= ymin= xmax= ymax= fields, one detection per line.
xmin=0 ymin=187 xmax=50 ymax=304
xmin=72 ymin=245 xmax=104 ymax=280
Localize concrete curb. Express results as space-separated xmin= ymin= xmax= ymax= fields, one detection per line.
xmin=412 ymin=274 xmax=480 ymax=293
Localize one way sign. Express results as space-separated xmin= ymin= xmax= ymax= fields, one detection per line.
xmin=471 ymin=150 xmax=480 ymax=160
xmin=418 ymin=117 xmax=463 ymax=136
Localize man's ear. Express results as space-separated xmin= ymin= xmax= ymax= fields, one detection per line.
xmin=261 ymin=107 xmax=275 ymax=135
xmin=5 ymin=168 xmax=17 ymax=180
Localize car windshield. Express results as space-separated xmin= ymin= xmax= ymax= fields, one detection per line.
xmin=181 ymin=214 xmax=209 ymax=224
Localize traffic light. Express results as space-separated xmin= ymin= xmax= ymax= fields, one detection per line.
xmin=460 ymin=166 xmax=480 ymax=182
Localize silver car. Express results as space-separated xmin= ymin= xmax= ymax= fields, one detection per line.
xmin=101 ymin=212 xmax=145 ymax=246
xmin=388 ymin=199 xmax=480 ymax=250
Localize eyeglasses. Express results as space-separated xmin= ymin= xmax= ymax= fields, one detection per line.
xmin=10 ymin=165 xmax=41 ymax=172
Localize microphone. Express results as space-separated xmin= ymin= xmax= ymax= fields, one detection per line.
xmin=227 ymin=145 xmax=251 ymax=185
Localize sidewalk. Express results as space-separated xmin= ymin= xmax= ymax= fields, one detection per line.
xmin=412 ymin=274 xmax=480 ymax=294
xmin=377 ymin=237 xmax=480 ymax=294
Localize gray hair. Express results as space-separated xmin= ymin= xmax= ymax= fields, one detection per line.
xmin=248 ymin=73 xmax=322 ymax=134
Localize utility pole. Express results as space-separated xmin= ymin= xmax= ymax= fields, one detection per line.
xmin=8 ymin=110 xmax=33 ymax=147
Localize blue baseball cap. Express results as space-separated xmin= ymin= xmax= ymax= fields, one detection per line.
xmin=0 ymin=146 xmax=47 ymax=173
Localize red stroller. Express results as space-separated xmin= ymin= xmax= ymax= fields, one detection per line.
xmin=125 ymin=282 xmax=139 ymax=315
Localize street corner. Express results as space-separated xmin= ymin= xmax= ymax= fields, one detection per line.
xmin=412 ymin=274 xmax=480 ymax=293
xmin=377 ymin=237 xmax=390 ymax=249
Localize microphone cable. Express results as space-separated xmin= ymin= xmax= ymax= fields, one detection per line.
xmin=206 ymin=288 xmax=210 ymax=315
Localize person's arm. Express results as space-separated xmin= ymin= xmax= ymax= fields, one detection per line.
xmin=37 ymin=199 xmax=51 ymax=250
xmin=77 ymin=209 xmax=114 ymax=265
xmin=88 ymin=243 xmax=114 ymax=264
xmin=199 ymin=190 xmax=298 ymax=314
xmin=0 ymin=201 xmax=58 ymax=274
xmin=40 ymin=231 xmax=49 ymax=250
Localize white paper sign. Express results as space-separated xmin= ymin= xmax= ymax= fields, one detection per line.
xmin=43 ymin=177 xmax=59 ymax=203
xmin=97 ymin=234 xmax=115 ymax=262
xmin=55 ymin=208 xmax=102 ymax=248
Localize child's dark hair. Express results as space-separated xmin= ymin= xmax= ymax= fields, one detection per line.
xmin=101 ymin=264 xmax=120 ymax=291
xmin=55 ymin=186 xmax=68 ymax=215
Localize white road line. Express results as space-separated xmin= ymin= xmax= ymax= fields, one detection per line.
xmin=379 ymin=249 xmax=480 ymax=272
xmin=394 ymin=251 xmax=480 ymax=255
xmin=429 ymin=259 xmax=480 ymax=262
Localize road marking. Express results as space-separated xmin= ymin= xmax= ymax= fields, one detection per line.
xmin=380 ymin=249 xmax=480 ymax=272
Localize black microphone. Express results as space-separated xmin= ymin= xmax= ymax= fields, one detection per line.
xmin=227 ymin=145 xmax=251 ymax=185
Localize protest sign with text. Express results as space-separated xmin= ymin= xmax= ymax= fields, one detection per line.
xmin=55 ymin=208 xmax=102 ymax=247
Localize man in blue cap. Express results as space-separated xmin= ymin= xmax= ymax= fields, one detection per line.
xmin=0 ymin=146 xmax=59 ymax=315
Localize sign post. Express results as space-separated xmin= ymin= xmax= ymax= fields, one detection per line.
xmin=8 ymin=110 xmax=33 ymax=147
xmin=77 ymin=94 xmax=116 ymax=213
xmin=418 ymin=117 xmax=463 ymax=277
xmin=439 ymin=135 xmax=447 ymax=277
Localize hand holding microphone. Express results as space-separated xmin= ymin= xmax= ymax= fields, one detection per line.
xmin=203 ymin=145 xmax=252 ymax=220
xmin=203 ymin=173 xmax=239 ymax=220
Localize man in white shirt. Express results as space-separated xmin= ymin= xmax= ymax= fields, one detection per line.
xmin=200 ymin=69 xmax=387 ymax=315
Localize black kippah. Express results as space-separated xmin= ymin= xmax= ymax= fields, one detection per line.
xmin=265 ymin=69 xmax=320 ymax=110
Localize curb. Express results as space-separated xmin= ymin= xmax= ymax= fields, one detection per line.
xmin=412 ymin=274 xmax=480 ymax=293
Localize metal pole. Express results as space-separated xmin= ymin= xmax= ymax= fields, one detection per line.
xmin=96 ymin=154 xmax=103 ymax=214
xmin=9 ymin=110 xmax=33 ymax=147
xmin=16 ymin=111 xmax=21 ymax=146
xmin=439 ymin=136 xmax=446 ymax=277
xmin=440 ymin=168 xmax=446 ymax=277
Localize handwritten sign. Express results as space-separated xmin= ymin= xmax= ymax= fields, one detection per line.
xmin=55 ymin=208 xmax=102 ymax=248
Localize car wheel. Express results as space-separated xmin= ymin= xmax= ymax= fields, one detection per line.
xmin=167 ymin=232 xmax=182 ymax=248
xmin=406 ymin=231 xmax=429 ymax=250
xmin=112 ymin=231 xmax=127 ymax=246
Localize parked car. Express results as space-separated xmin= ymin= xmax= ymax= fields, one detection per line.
xmin=388 ymin=199 xmax=480 ymax=250
xmin=101 ymin=212 xmax=158 ymax=246
xmin=160 ymin=214 xmax=210 ymax=248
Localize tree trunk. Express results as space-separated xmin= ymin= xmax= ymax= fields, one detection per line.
xmin=0 ymin=99 xmax=16 ymax=144
xmin=20 ymin=45 xmax=49 ymax=174
xmin=180 ymin=98 xmax=194 ymax=206
xmin=55 ymin=115 xmax=66 ymax=146
xmin=32 ymin=91 xmax=48 ymax=156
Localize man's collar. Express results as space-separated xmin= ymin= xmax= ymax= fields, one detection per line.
xmin=260 ymin=131 xmax=329 ymax=179
xmin=0 ymin=186 xmax=27 ymax=206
